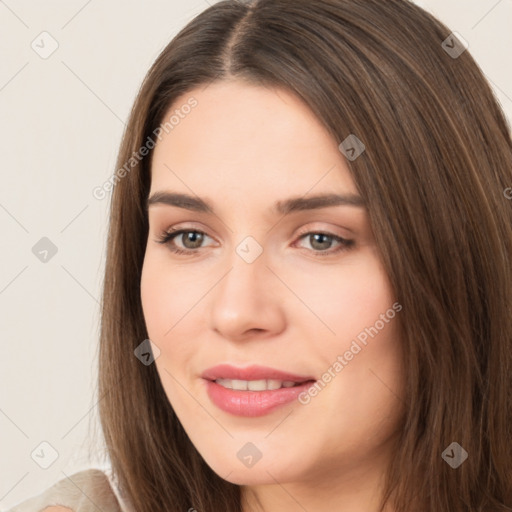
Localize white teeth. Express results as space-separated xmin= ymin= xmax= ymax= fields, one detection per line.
xmin=215 ymin=378 xmax=234 ymax=389
xmin=248 ymin=379 xmax=267 ymax=391
xmin=267 ymin=379 xmax=282 ymax=390
xmin=232 ymin=379 xmax=248 ymax=391
xmin=215 ymin=379 xmax=301 ymax=391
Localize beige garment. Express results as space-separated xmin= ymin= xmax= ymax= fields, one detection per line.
xmin=6 ymin=469 xmax=130 ymax=512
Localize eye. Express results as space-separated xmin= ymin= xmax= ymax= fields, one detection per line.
xmin=155 ymin=228 xmax=214 ymax=255
xmin=155 ymin=227 xmax=355 ymax=257
xmin=294 ymin=231 xmax=355 ymax=256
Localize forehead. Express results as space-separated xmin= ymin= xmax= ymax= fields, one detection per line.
xmin=149 ymin=80 xmax=358 ymax=201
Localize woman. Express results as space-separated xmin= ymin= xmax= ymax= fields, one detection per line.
xmin=10 ymin=0 xmax=512 ymax=511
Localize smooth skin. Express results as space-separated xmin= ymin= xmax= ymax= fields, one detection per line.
xmin=140 ymin=80 xmax=404 ymax=512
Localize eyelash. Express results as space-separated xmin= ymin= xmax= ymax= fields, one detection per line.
xmin=155 ymin=227 xmax=355 ymax=257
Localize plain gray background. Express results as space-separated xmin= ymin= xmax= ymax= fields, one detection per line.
xmin=1 ymin=0 xmax=511 ymax=508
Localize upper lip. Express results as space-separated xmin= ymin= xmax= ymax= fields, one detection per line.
xmin=201 ymin=364 xmax=316 ymax=383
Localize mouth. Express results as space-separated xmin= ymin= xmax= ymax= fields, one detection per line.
xmin=212 ymin=378 xmax=312 ymax=391
xmin=201 ymin=364 xmax=317 ymax=417
xmin=201 ymin=363 xmax=316 ymax=383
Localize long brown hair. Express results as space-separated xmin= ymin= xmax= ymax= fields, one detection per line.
xmin=94 ymin=1 xmax=512 ymax=510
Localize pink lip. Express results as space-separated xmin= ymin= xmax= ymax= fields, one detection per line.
xmin=201 ymin=364 xmax=315 ymax=383
xmin=201 ymin=364 xmax=316 ymax=417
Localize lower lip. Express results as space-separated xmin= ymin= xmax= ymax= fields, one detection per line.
xmin=204 ymin=379 xmax=316 ymax=417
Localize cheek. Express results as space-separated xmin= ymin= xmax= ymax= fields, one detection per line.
xmin=140 ymin=251 xmax=203 ymax=338
xmin=140 ymin=253 xmax=205 ymax=389
xmin=287 ymin=252 xmax=403 ymax=409
xmin=284 ymin=252 xmax=397 ymax=346
xmin=140 ymin=260 xmax=167 ymax=338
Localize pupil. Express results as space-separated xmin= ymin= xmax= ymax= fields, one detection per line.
xmin=311 ymin=233 xmax=331 ymax=250
xmin=184 ymin=232 xmax=203 ymax=248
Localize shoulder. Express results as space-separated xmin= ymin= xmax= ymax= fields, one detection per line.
xmin=6 ymin=469 xmax=124 ymax=512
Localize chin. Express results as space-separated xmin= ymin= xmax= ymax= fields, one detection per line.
xmin=200 ymin=449 xmax=303 ymax=486
xmin=213 ymin=464 xmax=287 ymax=486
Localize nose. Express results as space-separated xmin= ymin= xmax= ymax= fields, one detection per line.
xmin=208 ymin=248 xmax=286 ymax=342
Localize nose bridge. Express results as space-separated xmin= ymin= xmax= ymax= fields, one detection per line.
xmin=216 ymin=238 xmax=269 ymax=306
xmin=208 ymin=237 xmax=285 ymax=338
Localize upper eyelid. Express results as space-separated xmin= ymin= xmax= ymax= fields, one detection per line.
xmin=157 ymin=224 xmax=348 ymax=236
xmin=154 ymin=219 xmax=353 ymax=236
xmin=148 ymin=209 xmax=361 ymax=235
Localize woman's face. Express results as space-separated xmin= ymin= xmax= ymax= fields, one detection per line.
xmin=140 ymin=80 xmax=404 ymax=491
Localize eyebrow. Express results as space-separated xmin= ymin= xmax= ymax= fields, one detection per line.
xmin=146 ymin=191 xmax=365 ymax=215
